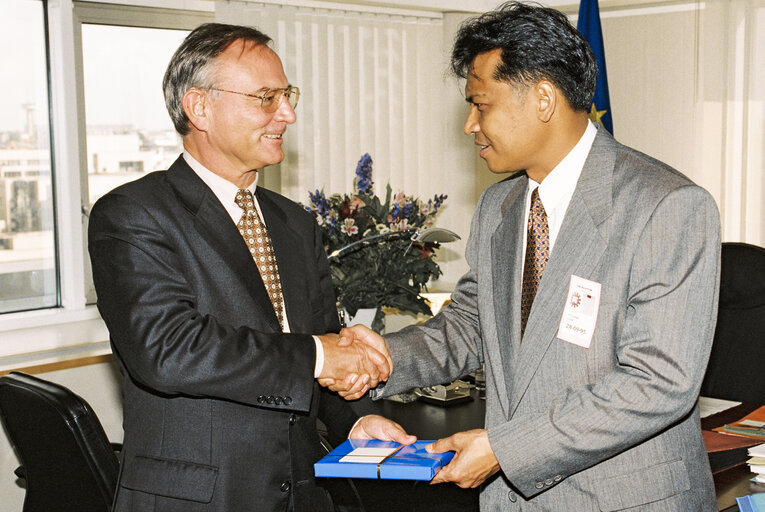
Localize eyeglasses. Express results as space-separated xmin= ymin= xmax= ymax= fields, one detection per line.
xmin=208 ymin=86 xmax=300 ymax=113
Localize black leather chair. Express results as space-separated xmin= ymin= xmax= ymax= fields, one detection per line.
xmin=701 ymin=242 xmax=765 ymax=404
xmin=0 ymin=371 xmax=119 ymax=512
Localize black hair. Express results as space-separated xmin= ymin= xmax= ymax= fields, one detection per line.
xmin=451 ymin=1 xmax=597 ymax=111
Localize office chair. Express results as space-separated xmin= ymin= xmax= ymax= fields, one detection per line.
xmin=0 ymin=371 xmax=119 ymax=512
xmin=700 ymin=242 xmax=765 ymax=404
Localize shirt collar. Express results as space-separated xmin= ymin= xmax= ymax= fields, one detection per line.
xmin=183 ymin=151 xmax=260 ymax=223
xmin=530 ymin=120 xmax=598 ymax=211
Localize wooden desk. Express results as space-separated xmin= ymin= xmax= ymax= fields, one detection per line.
xmin=703 ymin=403 xmax=765 ymax=511
xmin=714 ymin=463 xmax=765 ymax=511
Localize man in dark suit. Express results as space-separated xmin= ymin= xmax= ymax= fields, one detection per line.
xmin=332 ymin=3 xmax=721 ymax=510
xmin=89 ymin=23 xmax=411 ymax=512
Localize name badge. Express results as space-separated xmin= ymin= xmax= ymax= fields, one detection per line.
xmin=557 ymin=275 xmax=601 ymax=348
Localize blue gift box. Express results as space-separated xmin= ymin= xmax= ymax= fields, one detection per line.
xmin=314 ymin=439 xmax=454 ymax=481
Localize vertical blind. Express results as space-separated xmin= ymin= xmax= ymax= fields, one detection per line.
xmin=216 ymin=2 xmax=446 ymax=203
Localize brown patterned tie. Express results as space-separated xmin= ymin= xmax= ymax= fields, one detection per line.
xmin=520 ymin=187 xmax=550 ymax=338
xmin=235 ymin=189 xmax=285 ymax=331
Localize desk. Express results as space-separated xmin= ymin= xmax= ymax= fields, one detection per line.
xmin=703 ymin=403 xmax=765 ymax=511
xmin=342 ymin=392 xmax=751 ymax=511
xmin=345 ymin=391 xmax=483 ymax=512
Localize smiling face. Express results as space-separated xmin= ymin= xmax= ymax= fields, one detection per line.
xmin=463 ymin=49 xmax=548 ymax=177
xmin=184 ymin=40 xmax=296 ymax=186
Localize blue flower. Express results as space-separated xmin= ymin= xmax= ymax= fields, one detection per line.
xmin=326 ymin=214 xmax=337 ymax=236
xmin=309 ymin=189 xmax=331 ymax=219
xmin=354 ymin=154 xmax=374 ymax=195
xmin=430 ymin=194 xmax=447 ymax=214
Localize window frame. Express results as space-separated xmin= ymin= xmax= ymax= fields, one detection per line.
xmin=0 ymin=0 xmax=213 ymax=363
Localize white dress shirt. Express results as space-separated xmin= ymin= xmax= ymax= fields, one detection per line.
xmin=522 ymin=121 xmax=598 ymax=262
xmin=183 ymin=151 xmax=326 ymax=376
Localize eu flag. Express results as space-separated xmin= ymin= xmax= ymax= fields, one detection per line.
xmin=577 ymin=0 xmax=613 ymax=134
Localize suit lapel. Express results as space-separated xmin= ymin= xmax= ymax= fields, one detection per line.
xmin=256 ymin=188 xmax=313 ymax=334
xmin=489 ymin=176 xmax=527 ymax=418
xmin=507 ymin=130 xmax=616 ymax=417
xmin=166 ymin=157 xmax=280 ymax=330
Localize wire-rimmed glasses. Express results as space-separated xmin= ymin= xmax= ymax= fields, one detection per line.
xmin=208 ymin=85 xmax=300 ymax=113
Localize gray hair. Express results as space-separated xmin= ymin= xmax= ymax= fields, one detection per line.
xmin=162 ymin=23 xmax=272 ymax=136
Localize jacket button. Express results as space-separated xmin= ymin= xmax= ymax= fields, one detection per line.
xmin=274 ymin=396 xmax=282 ymax=405
xmin=535 ymin=481 xmax=544 ymax=489
xmin=266 ymin=396 xmax=274 ymax=404
xmin=257 ymin=395 xmax=266 ymax=403
xmin=289 ymin=414 xmax=297 ymax=425
xmin=554 ymin=475 xmax=562 ymax=482
xmin=544 ymin=478 xmax=553 ymax=486
xmin=284 ymin=396 xmax=292 ymax=405
xmin=280 ymin=480 xmax=291 ymax=492
xmin=508 ymin=491 xmax=517 ymax=502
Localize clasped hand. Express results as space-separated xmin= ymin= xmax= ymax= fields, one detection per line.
xmin=317 ymin=328 xmax=391 ymax=398
xmin=317 ymin=325 xmax=392 ymax=400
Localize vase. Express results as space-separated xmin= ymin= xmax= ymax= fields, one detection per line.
xmin=348 ymin=308 xmax=378 ymax=329
xmin=347 ymin=307 xmax=385 ymax=333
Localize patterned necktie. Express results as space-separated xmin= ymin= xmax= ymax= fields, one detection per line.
xmin=520 ymin=187 xmax=550 ymax=338
xmin=235 ymin=189 xmax=285 ymax=331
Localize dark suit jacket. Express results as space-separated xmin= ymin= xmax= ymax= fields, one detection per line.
xmin=88 ymin=156 xmax=357 ymax=511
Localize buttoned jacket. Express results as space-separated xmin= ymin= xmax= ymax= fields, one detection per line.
xmin=89 ymin=156 xmax=356 ymax=511
xmin=375 ymin=128 xmax=721 ymax=511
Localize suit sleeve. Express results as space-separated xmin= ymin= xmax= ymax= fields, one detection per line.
xmin=370 ymin=190 xmax=490 ymax=398
xmin=88 ymin=192 xmax=317 ymax=412
xmin=489 ymin=185 xmax=721 ymax=497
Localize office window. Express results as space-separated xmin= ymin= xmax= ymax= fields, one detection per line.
xmin=81 ymin=24 xmax=188 ymax=209
xmin=0 ymin=0 xmax=58 ymax=313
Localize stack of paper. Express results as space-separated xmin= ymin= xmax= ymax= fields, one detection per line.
xmin=748 ymin=444 xmax=765 ymax=484
xmin=736 ymin=492 xmax=765 ymax=512
xmin=714 ymin=406 xmax=765 ymax=440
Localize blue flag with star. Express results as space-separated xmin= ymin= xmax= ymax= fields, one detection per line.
xmin=577 ymin=0 xmax=613 ymax=134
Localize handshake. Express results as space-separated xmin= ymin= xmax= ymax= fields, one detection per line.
xmin=316 ymin=325 xmax=390 ymax=400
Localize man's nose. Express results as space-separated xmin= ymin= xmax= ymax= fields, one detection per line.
xmin=275 ymin=96 xmax=297 ymax=124
xmin=464 ymin=107 xmax=479 ymax=135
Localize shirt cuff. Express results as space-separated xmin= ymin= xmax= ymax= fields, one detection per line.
xmin=313 ymin=335 xmax=324 ymax=378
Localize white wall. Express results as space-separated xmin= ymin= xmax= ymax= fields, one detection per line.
xmin=591 ymin=0 xmax=765 ymax=246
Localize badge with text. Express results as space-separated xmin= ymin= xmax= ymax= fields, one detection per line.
xmin=557 ymin=275 xmax=601 ymax=348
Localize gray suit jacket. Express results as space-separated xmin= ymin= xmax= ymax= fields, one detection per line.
xmin=375 ymin=129 xmax=721 ymax=511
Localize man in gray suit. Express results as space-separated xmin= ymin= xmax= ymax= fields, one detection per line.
xmin=331 ymin=2 xmax=721 ymax=510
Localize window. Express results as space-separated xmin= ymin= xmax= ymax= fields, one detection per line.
xmin=0 ymin=0 xmax=58 ymax=314
xmin=80 ymin=24 xmax=189 ymax=209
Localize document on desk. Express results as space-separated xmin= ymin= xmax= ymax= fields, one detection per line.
xmin=714 ymin=406 xmax=765 ymax=439
xmin=314 ymin=439 xmax=454 ymax=481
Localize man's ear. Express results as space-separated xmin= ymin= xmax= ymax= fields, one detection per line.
xmin=182 ymin=88 xmax=210 ymax=132
xmin=536 ymin=80 xmax=556 ymax=123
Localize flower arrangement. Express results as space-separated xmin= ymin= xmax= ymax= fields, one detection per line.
xmin=304 ymin=154 xmax=448 ymax=332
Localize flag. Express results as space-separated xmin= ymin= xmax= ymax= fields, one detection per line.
xmin=577 ymin=0 xmax=613 ymax=134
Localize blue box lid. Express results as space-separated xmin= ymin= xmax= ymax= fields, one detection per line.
xmin=314 ymin=439 xmax=454 ymax=481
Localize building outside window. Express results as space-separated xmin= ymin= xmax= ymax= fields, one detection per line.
xmin=80 ymin=24 xmax=187 ymax=209
xmin=0 ymin=0 xmax=58 ymax=314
